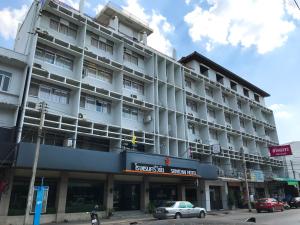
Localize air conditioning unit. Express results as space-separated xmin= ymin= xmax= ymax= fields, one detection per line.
xmin=78 ymin=113 xmax=86 ymax=120
xmin=131 ymin=94 xmax=137 ymax=99
xmin=188 ymin=113 xmax=194 ymax=116
xmin=195 ymin=139 xmax=202 ymax=144
xmin=226 ymin=124 xmax=232 ymax=129
xmin=229 ymin=146 xmax=233 ymax=150
xmin=42 ymin=30 xmax=49 ymax=35
xmin=143 ymin=115 xmax=152 ymax=123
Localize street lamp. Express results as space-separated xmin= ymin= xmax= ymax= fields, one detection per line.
xmin=240 ymin=147 xmax=252 ymax=212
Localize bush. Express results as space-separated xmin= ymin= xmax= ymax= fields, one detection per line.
xmin=147 ymin=202 xmax=156 ymax=214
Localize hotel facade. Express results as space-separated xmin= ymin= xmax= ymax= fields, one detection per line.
xmin=0 ymin=0 xmax=287 ymax=224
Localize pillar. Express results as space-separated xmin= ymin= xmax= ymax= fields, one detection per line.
xmin=104 ymin=174 xmax=114 ymax=212
xmin=178 ymin=183 xmax=186 ymax=201
xmin=196 ymin=179 xmax=202 ymax=207
xmin=200 ymin=180 xmax=211 ymax=211
xmin=140 ymin=176 xmax=149 ymax=212
xmin=0 ymin=169 xmax=14 ymax=216
xmin=55 ymin=172 xmax=68 ymax=222
xmin=221 ymin=182 xmax=228 ymax=210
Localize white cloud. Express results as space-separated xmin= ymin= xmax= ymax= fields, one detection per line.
xmin=60 ymin=0 xmax=79 ymax=10
xmin=184 ymin=0 xmax=296 ymax=54
xmin=0 ymin=5 xmax=29 ymax=40
xmin=269 ymin=103 xmax=300 ymax=143
xmin=185 ymin=0 xmax=191 ymax=5
xmin=122 ymin=0 xmax=175 ymax=56
xmin=94 ymin=4 xmax=104 ymax=15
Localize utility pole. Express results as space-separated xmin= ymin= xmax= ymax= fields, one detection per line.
xmin=23 ymin=102 xmax=47 ymax=225
xmin=241 ymin=147 xmax=252 ymax=212
xmin=290 ymin=160 xmax=296 ymax=179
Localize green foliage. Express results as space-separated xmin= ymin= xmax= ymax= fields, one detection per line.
xmin=147 ymin=202 xmax=156 ymax=214
xmin=228 ymin=191 xmax=235 ymax=207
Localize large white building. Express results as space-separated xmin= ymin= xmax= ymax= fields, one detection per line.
xmin=0 ymin=0 xmax=286 ymax=224
xmin=284 ymin=141 xmax=300 ymax=180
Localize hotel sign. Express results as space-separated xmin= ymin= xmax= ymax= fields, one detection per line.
xmin=269 ymin=145 xmax=292 ymax=157
xmin=131 ymin=163 xmax=197 ymax=176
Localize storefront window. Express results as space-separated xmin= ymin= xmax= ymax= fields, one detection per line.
xmin=113 ymin=183 xmax=140 ymax=211
xmin=149 ymin=184 xmax=178 ymax=207
xmin=8 ymin=178 xmax=57 ymax=215
xmin=66 ymin=180 xmax=104 ymax=213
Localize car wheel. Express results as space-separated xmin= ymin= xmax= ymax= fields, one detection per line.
xmin=270 ymin=207 xmax=275 ymax=212
xmin=199 ymin=211 xmax=205 ymax=218
xmin=256 ymin=209 xmax=261 ymax=213
xmin=281 ymin=207 xmax=284 ymax=212
xmin=175 ymin=213 xmax=181 ymax=219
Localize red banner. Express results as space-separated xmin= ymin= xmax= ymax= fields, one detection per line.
xmin=269 ymin=145 xmax=292 ymax=157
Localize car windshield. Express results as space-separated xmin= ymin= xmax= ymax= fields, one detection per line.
xmin=161 ymin=201 xmax=175 ymax=207
xmin=257 ymin=199 xmax=270 ymax=203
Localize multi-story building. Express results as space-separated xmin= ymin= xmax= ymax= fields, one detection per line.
xmin=0 ymin=0 xmax=286 ymax=224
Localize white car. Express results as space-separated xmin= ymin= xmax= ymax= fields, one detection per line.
xmin=153 ymin=201 xmax=206 ymax=219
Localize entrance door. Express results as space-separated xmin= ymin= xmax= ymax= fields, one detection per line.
xmin=149 ymin=183 xmax=178 ymax=207
xmin=186 ymin=188 xmax=197 ymax=206
xmin=209 ymin=186 xmax=223 ymax=210
xmin=113 ymin=183 xmax=140 ymax=211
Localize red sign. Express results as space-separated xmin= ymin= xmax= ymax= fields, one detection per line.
xmin=165 ymin=157 xmax=171 ymax=166
xmin=269 ymin=145 xmax=292 ymax=157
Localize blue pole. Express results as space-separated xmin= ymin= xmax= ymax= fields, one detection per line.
xmin=33 ymin=186 xmax=45 ymax=225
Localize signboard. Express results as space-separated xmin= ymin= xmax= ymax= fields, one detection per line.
xmin=31 ymin=186 xmax=49 ymax=214
xmin=131 ymin=163 xmax=197 ymax=176
xmin=269 ymin=145 xmax=292 ymax=157
xmin=249 ymin=170 xmax=264 ymax=182
xmin=211 ymin=144 xmax=221 ymax=154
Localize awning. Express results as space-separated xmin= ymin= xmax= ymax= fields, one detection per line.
xmin=218 ymin=177 xmax=242 ymax=182
xmin=273 ymin=178 xmax=300 ymax=186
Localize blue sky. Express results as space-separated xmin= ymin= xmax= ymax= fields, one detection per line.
xmin=0 ymin=0 xmax=299 ymax=143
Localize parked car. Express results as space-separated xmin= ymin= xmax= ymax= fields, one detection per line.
xmin=255 ymin=198 xmax=284 ymax=213
xmin=153 ymin=201 xmax=206 ymax=219
xmin=289 ymin=197 xmax=300 ymax=208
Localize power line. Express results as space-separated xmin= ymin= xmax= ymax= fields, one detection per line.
xmin=294 ymin=0 xmax=300 ymax=11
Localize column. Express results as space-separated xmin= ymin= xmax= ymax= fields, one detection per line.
xmin=221 ymin=182 xmax=228 ymax=210
xmin=178 ymin=183 xmax=186 ymax=201
xmin=200 ymin=180 xmax=211 ymax=211
xmin=55 ymin=172 xmax=68 ymax=222
xmin=140 ymin=176 xmax=149 ymax=212
xmin=0 ymin=169 xmax=14 ymax=216
xmin=196 ymin=179 xmax=202 ymax=207
xmin=104 ymin=174 xmax=114 ymax=214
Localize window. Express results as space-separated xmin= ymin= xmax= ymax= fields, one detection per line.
xmin=243 ymin=139 xmax=248 ymax=147
xmin=253 ymin=123 xmax=257 ymax=132
xmin=49 ymin=19 xmax=77 ymax=39
xmin=188 ymin=123 xmax=195 ymax=134
xmin=200 ymin=65 xmax=209 ymax=76
xmin=123 ymin=76 xmax=144 ymax=94
xmin=225 ymin=113 xmax=231 ymax=124
xmin=254 ymin=94 xmax=260 ymax=103
xmin=205 ymin=86 xmax=213 ymax=98
xmin=240 ymin=119 xmax=245 ymax=128
xmin=237 ymin=100 xmax=242 ymax=110
xmin=230 ymin=81 xmax=237 ymax=91
xmin=80 ymin=96 xmax=111 ymax=114
xmin=222 ymin=93 xmax=228 ymax=104
xmin=35 ymin=46 xmax=74 ymax=71
xmin=207 ymin=108 xmax=216 ymax=119
xmin=186 ymin=99 xmax=197 ymax=112
xmin=178 ymin=202 xmax=186 ymax=208
xmin=216 ymin=74 xmax=224 ymax=84
xmin=122 ymin=105 xmax=140 ymax=120
xmin=30 ymin=83 xmax=70 ymax=104
xmin=243 ymin=88 xmax=249 ymax=97
xmin=83 ymin=63 xmax=113 ymax=83
xmin=91 ymin=35 xmax=114 ymax=54
xmin=227 ymin=135 xmax=232 ymax=144
xmin=0 ymin=70 xmax=12 ymax=91
xmin=185 ymin=78 xmax=192 ymax=88
xmin=124 ymin=48 xmax=143 ymax=66
xmin=210 ymin=129 xmax=218 ymax=140
xmin=185 ymin=202 xmax=194 ymax=208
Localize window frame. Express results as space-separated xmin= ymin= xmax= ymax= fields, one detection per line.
xmin=0 ymin=70 xmax=12 ymax=92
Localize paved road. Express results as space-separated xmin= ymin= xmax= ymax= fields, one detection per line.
xmin=137 ymin=208 xmax=300 ymax=225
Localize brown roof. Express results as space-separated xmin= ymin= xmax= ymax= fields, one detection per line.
xmin=179 ymin=51 xmax=270 ymax=97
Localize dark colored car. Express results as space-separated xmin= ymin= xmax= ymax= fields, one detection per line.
xmin=255 ymin=198 xmax=284 ymax=213
xmin=289 ymin=197 xmax=300 ymax=208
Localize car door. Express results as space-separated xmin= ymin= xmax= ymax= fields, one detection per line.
xmin=178 ymin=201 xmax=187 ymax=217
xmin=185 ymin=201 xmax=197 ymax=217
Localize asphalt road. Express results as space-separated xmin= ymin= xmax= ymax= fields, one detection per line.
xmin=137 ymin=208 xmax=300 ymax=225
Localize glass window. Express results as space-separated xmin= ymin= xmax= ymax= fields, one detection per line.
xmin=205 ymin=86 xmax=213 ymax=98
xmin=227 ymin=135 xmax=232 ymax=143
xmin=56 ymin=55 xmax=73 ymax=70
xmin=91 ymin=38 xmax=98 ymax=47
xmin=210 ymin=129 xmax=218 ymax=140
xmin=188 ymin=123 xmax=195 ymax=134
xmin=131 ymin=108 xmax=138 ymax=120
xmin=185 ymin=78 xmax=192 ymax=88
xmin=44 ymin=51 xmax=55 ymax=64
xmin=66 ymin=180 xmax=104 ymax=213
xmin=185 ymin=202 xmax=194 ymax=208
xmin=0 ymin=70 xmax=11 ymax=92
xmin=208 ymin=108 xmax=215 ymax=118
xmin=86 ymin=98 xmax=95 ymax=110
xmin=179 ymin=202 xmax=186 ymax=208
xmin=35 ymin=48 xmax=44 ymax=60
xmin=49 ymin=19 xmax=59 ymax=31
xmin=243 ymin=139 xmax=248 ymax=147
xmin=80 ymin=96 xmax=85 ymax=108
xmin=240 ymin=119 xmax=245 ymax=128
xmin=68 ymin=27 xmax=77 ymax=39
xmin=39 ymin=86 xmax=51 ymax=100
xmin=59 ymin=24 xmax=68 ymax=35
xmin=225 ymin=114 xmax=231 ymax=123
xmin=237 ymin=100 xmax=242 ymax=110
xmin=122 ymin=106 xmax=131 ymax=118
xmin=29 ymin=83 xmax=39 ymax=96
